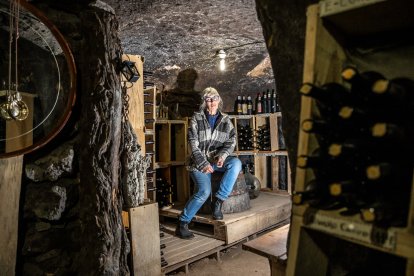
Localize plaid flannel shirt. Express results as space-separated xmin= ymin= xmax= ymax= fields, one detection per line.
xmin=187 ymin=111 xmax=236 ymax=171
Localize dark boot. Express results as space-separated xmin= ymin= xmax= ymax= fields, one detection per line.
xmin=211 ymin=197 xmax=224 ymax=220
xmin=175 ymin=221 xmax=195 ymax=239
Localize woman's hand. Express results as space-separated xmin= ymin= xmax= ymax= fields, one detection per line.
xmin=216 ymin=157 xmax=224 ymax=168
xmin=202 ymin=164 xmax=214 ymax=174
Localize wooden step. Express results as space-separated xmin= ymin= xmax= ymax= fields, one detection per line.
xmin=160 ymin=192 xmax=292 ymax=244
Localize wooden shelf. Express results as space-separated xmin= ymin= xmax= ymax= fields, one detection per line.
xmin=233 ymin=150 xmax=289 ymax=156
xmin=155 ymin=161 xmax=186 ymax=169
xmin=229 ymin=112 xmax=282 ymax=119
xmin=293 ymin=205 xmax=414 ymax=259
xmin=287 ymin=2 xmax=414 ymax=275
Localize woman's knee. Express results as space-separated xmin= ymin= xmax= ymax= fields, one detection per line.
xmin=227 ymin=157 xmax=242 ymax=172
xmin=193 ymin=189 xmax=211 ymax=202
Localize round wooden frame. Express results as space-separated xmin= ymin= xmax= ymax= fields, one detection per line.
xmin=0 ymin=0 xmax=76 ymax=158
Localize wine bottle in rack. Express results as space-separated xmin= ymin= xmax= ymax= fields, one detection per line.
xmin=144 ymin=101 xmax=154 ymax=106
xmin=255 ymin=93 xmax=262 ymax=114
xmin=267 ymin=89 xmax=271 ymax=112
xmin=143 ymin=81 xmax=155 ymax=88
xmin=341 ymin=66 xmax=385 ymax=103
xmin=143 ymin=70 xmax=154 ymax=77
xmin=234 ymin=96 xmax=241 ymax=114
xmin=262 ymin=92 xmax=268 ymax=113
xmin=242 ymin=96 xmax=248 ymax=115
xmin=237 ymin=96 xmax=243 ymax=115
xmin=292 ymin=179 xmax=338 ymax=209
xmin=372 ymin=77 xmax=414 ymax=111
xmin=145 ymin=140 xmax=155 ymax=145
xmin=299 ymin=82 xmax=353 ymax=110
xmin=247 ymin=96 xmax=253 ymax=115
xmin=360 ymin=199 xmax=409 ymax=227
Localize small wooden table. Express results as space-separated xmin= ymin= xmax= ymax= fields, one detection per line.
xmin=242 ymin=224 xmax=289 ymax=276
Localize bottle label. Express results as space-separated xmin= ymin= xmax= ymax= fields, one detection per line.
xmin=307 ymin=211 xmax=396 ymax=250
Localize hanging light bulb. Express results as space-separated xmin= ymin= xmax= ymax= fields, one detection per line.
xmin=217 ymin=49 xmax=226 ymax=71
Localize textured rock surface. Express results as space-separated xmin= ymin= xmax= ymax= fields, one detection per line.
xmin=105 ymin=0 xmax=275 ymax=112
xmin=25 ymin=141 xmax=75 ymax=182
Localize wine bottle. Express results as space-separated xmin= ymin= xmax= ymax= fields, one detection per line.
xmin=365 ymin=162 xmax=413 ymax=185
xmin=255 ymin=93 xmax=262 ymax=114
xmin=292 ymin=179 xmax=333 ymax=208
xmin=242 ymin=96 xmax=248 ymax=115
xmin=262 ymin=92 xmax=267 ymax=113
xmin=143 ymin=70 xmax=154 ymax=77
xmin=271 ymin=89 xmax=277 ymax=113
xmin=299 ymin=82 xmax=353 ymax=113
xmin=235 ymin=95 xmax=241 ymax=114
xmin=247 ymin=96 xmax=253 ymax=115
xmin=372 ymin=77 xmax=414 ymax=109
xmin=297 ymin=150 xmax=365 ymax=181
xmin=144 ymin=101 xmax=154 ymax=106
xmin=267 ymin=89 xmax=271 ymax=113
xmin=145 ymin=140 xmax=155 ymax=145
xmin=145 ymin=118 xmax=155 ymax=124
xmin=341 ymin=66 xmax=385 ymax=101
xmin=360 ymin=200 xmax=408 ymax=227
xmin=144 ymin=81 xmax=155 ymax=88
xmin=237 ymin=96 xmax=243 ymax=115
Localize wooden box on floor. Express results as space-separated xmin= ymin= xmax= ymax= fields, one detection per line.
xmin=287 ymin=2 xmax=414 ymax=275
xmin=128 ymin=203 xmax=161 ymax=276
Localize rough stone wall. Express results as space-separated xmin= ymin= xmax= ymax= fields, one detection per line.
xmin=255 ymin=0 xmax=318 ymax=181
xmin=105 ymin=0 xmax=276 ymax=113
xmin=19 ymin=1 xmax=130 ymax=275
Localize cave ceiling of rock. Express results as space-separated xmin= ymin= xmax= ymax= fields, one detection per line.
xmin=106 ymin=0 xmax=275 ymax=103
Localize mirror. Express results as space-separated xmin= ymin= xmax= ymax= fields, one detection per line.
xmin=0 ymin=0 xmax=76 ymax=158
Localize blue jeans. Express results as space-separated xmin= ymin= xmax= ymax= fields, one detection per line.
xmin=179 ymin=156 xmax=242 ymax=223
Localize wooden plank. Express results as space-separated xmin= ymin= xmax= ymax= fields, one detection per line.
xmin=5 ymin=94 xmax=34 ymax=153
xmin=255 ymin=155 xmax=268 ymax=188
xmin=286 ymin=216 xmax=305 ymax=276
xmin=242 ymin=224 xmax=289 ymax=262
xmin=159 ymin=230 xmax=224 ymax=270
xmin=129 ymin=203 xmax=161 ymax=276
xmin=174 ymin=165 xmax=189 ymax=203
xmin=225 ymin=197 xmax=291 ymax=244
xmin=269 ymin=113 xmax=279 ymax=151
xmin=171 ymin=122 xmax=187 ymax=162
xmin=122 ymin=54 xmax=145 ymax=153
xmin=270 ymin=156 xmax=279 ymax=191
xmin=156 ymin=122 xmax=171 ymax=162
xmin=0 ymin=155 xmax=23 ymax=276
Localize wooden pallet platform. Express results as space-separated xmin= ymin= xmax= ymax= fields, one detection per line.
xmin=160 ymin=192 xmax=291 ymax=244
xmin=160 ymin=224 xmax=225 ymax=275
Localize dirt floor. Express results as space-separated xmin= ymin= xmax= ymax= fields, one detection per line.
xmin=167 ymin=243 xmax=270 ymax=276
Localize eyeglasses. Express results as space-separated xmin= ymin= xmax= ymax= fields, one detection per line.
xmin=204 ymin=96 xmax=220 ymax=102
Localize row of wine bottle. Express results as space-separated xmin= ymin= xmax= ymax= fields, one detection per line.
xmin=294 ymin=67 xmax=414 ymax=228
xmin=233 ymin=89 xmax=281 ymax=115
xmin=237 ymin=125 xmax=271 ymax=151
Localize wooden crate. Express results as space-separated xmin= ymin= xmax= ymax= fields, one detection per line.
xmin=154 ymin=119 xmax=190 ymax=206
xmin=286 ymin=3 xmax=414 ymax=275
xmin=230 ymin=114 xmax=291 ymax=194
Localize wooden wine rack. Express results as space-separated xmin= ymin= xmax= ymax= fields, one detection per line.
xmin=286 ymin=3 xmax=414 ymax=275
xmin=229 ymin=113 xmax=291 ymax=195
